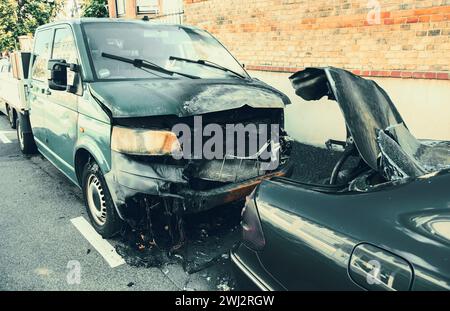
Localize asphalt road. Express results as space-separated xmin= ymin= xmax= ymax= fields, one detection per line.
xmin=0 ymin=113 xmax=236 ymax=291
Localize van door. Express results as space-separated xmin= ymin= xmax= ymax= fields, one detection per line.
xmin=44 ymin=26 xmax=80 ymax=182
xmin=29 ymin=28 xmax=54 ymax=147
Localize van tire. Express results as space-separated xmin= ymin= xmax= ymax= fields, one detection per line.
xmin=8 ymin=108 xmax=16 ymax=129
xmin=82 ymin=159 xmax=123 ymax=238
xmin=16 ymin=114 xmax=37 ymax=154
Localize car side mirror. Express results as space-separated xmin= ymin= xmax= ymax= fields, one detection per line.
xmin=47 ymin=59 xmax=79 ymax=93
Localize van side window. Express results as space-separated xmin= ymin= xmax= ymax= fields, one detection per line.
xmin=52 ymin=27 xmax=78 ymax=64
xmin=31 ymin=29 xmax=53 ymax=82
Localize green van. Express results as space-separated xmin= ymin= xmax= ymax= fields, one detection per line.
xmin=21 ymin=19 xmax=290 ymax=239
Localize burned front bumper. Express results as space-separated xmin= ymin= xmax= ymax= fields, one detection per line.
xmin=105 ymin=151 xmax=291 ymax=218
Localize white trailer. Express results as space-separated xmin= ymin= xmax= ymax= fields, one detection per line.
xmin=0 ymin=52 xmax=31 ymax=129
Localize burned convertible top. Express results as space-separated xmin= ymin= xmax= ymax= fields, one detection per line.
xmin=289 ymin=67 xmax=450 ymax=181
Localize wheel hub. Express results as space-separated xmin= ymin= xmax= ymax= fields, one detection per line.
xmin=86 ymin=174 xmax=107 ymax=226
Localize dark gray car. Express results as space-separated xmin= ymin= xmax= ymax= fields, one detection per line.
xmin=231 ymin=68 xmax=450 ymax=291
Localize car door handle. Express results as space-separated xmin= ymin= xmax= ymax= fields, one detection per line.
xmin=349 ymin=243 xmax=413 ymax=291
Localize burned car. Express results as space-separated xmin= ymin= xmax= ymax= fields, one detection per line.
xmin=21 ymin=19 xmax=291 ymax=241
xmin=231 ymin=67 xmax=450 ymax=291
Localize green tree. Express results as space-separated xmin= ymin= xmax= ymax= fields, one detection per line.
xmin=0 ymin=0 xmax=18 ymax=51
xmin=16 ymin=0 xmax=62 ymax=37
xmin=82 ymin=0 xmax=109 ymax=18
xmin=0 ymin=0 xmax=61 ymax=52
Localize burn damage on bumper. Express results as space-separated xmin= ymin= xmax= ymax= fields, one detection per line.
xmin=105 ymin=146 xmax=292 ymax=223
xmin=100 ymin=102 xmax=292 ymax=226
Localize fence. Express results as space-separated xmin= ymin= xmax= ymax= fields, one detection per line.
xmin=151 ymin=0 xmax=184 ymax=24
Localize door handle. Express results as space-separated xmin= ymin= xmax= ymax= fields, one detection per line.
xmin=42 ymin=88 xmax=51 ymax=95
xmin=349 ymin=243 xmax=413 ymax=291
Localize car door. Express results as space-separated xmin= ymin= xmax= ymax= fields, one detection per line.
xmin=29 ymin=28 xmax=54 ymax=146
xmin=44 ymin=25 xmax=80 ymax=182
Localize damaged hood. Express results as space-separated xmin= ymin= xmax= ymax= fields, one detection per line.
xmin=88 ymin=78 xmax=289 ymax=118
xmin=290 ymin=67 xmax=450 ymax=179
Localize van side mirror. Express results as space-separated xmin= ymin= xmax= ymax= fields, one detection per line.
xmin=47 ymin=59 xmax=79 ymax=92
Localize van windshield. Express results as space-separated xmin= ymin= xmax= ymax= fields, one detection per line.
xmin=83 ymin=22 xmax=248 ymax=80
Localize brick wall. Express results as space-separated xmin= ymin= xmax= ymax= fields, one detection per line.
xmin=184 ymin=0 xmax=450 ymax=79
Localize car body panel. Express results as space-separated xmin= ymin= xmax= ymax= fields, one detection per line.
xmin=44 ymin=83 xmax=79 ymax=179
xmin=232 ymin=163 xmax=450 ymax=291
xmin=88 ymin=79 xmax=288 ymax=119
xmin=75 ymin=114 xmax=112 ymax=173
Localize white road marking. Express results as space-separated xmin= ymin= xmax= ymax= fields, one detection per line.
xmin=0 ymin=131 xmax=14 ymax=144
xmin=70 ymin=217 xmax=125 ymax=268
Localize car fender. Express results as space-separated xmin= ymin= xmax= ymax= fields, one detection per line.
xmin=74 ymin=136 xmax=111 ymax=182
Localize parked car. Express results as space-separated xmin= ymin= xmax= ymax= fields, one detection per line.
xmin=20 ymin=19 xmax=291 ymax=240
xmin=231 ymin=67 xmax=450 ymax=291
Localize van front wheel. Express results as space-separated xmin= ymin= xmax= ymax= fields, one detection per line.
xmin=82 ymin=160 xmax=123 ymax=238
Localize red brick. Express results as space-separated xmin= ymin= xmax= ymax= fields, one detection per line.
xmin=413 ymin=8 xmax=435 ymax=16
xmin=412 ymin=72 xmax=425 ymax=79
xmin=430 ymin=15 xmax=445 ymax=22
xmin=183 ymin=0 xmax=450 ymax=79
xmin=424 ymin=72 xmax=437 ymax=79
xmin=401 ymin=71 xmax=413 ymax=78
xmin=418 ymin=15 xmax=430 ymax=22
xmin=437 ymin=73 xmax=449 ymax=80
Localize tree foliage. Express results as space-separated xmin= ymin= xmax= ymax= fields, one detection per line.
xmin=82 ymin=0 xmax=109 ymax=18
xmin=0 ymin=0 xmax=17 ymax=51
xmin=0 ymin=0 xmax=61 ymax=51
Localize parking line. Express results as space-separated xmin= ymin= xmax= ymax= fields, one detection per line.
xmin=70 ymin=217 xmax=125 ymax=268
xmin=0 ymin=131 xmax=12 ymax=144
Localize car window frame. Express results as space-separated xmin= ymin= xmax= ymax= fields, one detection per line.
xmin=51 ymin=26 xmax=79 ymax=66
xmin=31 ymin=28 xmax=55 ymax=83
xmin=31 ymin=23 xmax=85 ymax=86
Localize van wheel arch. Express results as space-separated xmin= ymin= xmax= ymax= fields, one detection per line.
xmin=75 ymin=148 xmax=92 ymax=186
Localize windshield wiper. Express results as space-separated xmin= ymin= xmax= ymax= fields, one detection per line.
xmin=169 ymin=56 xmax=247 ymax=79
xmin=101 ymin=53 xmax=200 ymax=79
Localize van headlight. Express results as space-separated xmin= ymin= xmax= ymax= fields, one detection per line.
xmin=111 ymin=126 xmax=181 ymax=156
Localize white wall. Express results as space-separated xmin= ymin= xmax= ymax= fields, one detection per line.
xmin=156 ymin=0 xmax=183 ymax=23
xmin=249 ymin=70 xmax=450 ymax=147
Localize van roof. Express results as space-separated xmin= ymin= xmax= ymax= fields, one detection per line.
xmin=36 ymin=18 xmax=200 ymax=32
